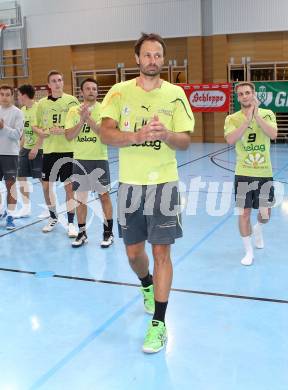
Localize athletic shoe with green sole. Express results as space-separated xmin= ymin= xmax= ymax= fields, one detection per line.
xmin=140 ymin=284 xmax=155 ymax=314
xmin=142 ymin=320 xmax=167 ymax=353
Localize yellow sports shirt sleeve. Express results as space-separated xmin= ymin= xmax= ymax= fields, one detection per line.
xmin=171 ymin=88 xmax=195 ymax=133
xmin=65 ymin=106 xmax=79 ymax=129
xmin=34 ymin=100 xmax=44 ymax=127
xmin=100 ymin=85 xmax=121 ymax=123
xmin=224 ymin=115 xmax=237 ymax=136
xmin=261 ymin=110 xmax=277 ymax=128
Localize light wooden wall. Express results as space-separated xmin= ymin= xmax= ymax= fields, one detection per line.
xmin=228 ymin=32 xmax=288 ymax=62
xmin=202 ymin=35 xmax=228 ymax=142
xmin=2 ymin=46 xmax=73 ymax=93
xmin=187 ymin=37 xmax=204 ymax=141
xmin=71 ymin=38 xmax=188 ymax=70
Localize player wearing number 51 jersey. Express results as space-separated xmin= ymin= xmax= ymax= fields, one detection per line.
xmin=33 ymin=70 xmax=79 ymax=237
xmin=224 ymin=81 xmax=277 ymax=266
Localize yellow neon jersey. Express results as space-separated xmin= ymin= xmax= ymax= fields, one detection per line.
xmin=100 ymin=79 xmax=194 ymax=185
xmin=35 ymin=93 xmax=79 ymax=153
xmin=224 ymin=108 xmax=277 ymax=177
xmin=65 ymin=102 xmax=108 ymax=160
xmin=21 ymin=102 xmax=38 ymax=149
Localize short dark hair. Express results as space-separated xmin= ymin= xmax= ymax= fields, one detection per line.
xmin=134 ymin=33 xmax=166 ymax=57
xmin=47 ymin=70 xmax=63 ymax=83
xmin=80 ymin=78 xmax=98 ymax=91
xmin=0 ymin=84 xmax=14 ymax=94
xmin=18 ymin=84 xmax=35 ymax=99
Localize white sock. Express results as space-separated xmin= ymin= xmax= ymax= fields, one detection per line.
xmin=241 ymin=236 xmax=254 ymax=266
xmin=14 ymin=203 xmax=31 ymax=218
xmin=7 ymin=210 xmax=14 ymax=218
xmin=253 ymin=222 xmax=264 ymax=249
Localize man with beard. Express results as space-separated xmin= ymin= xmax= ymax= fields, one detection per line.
xmin=65 ymin=78 xmax=113 ymax=248
xmin=100 ymin=33 xmax=195 ymax=353
xmin=224 ymin=82 xmax=277 ymax=266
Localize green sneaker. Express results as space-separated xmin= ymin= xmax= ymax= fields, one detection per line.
xmin=140 ymin=284 xmax=155 ymax=314
xmin=142 ymin=320 xmax=167 ymax=353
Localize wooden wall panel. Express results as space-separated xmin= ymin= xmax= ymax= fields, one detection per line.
xmin=203 ymin=35 xmax=228 ymax=82
xmin=72 ymin=42 xmax=134 ymax=70
xmin=202 ymin=35 xmax=228 ymax=142
xmin=202 ymin=36 xmax=213 ymax=82
xmin=282 ymin=32 xmax=288 ymax=58
xmin=212 ymin=35 xmax=228 ymax=82
xmin=228 ymin=32 xmax=288 ymax=63
xmin=28 ymin=46 xmax=73 ymax=93
xmin=192 ymin=112 xmax=203 ymax=142
xmin=187 ymin=37 xmax=204 ymax=141
xmin=187 ymin=36 xmax=202 ymax=83
xmin=165 ymin=38 xmax=187 ymax=63
xmin=71 ymin=38 xmax=187 ymax=71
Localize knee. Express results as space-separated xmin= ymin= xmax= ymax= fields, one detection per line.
xmin=153 ymin=246 xmax=170 ymax=266
xmin=259 ymin=208 xmax=270 ymax=223
xmin=126 ymin=247 xmax=142 ymax=265
xmin=240 ymin=209 xmax=251 ymax=222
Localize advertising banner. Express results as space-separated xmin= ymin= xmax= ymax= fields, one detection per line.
xmin=233 ymin=81 xmax=288 ymax=112
xmin=179 ymin=83 xmax=231 ymax=112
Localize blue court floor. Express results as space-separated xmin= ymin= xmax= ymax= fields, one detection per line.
xmin=0 ymin=143 xmax=288 ymax=390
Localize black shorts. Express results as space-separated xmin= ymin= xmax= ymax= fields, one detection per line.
xmin=234 ymin=175 xmax=275 ymax=209
xmin=72 ymin=159 xmax=111 ymax=193
xmin=18 ymin=148 xmax=43 ymax=179
xmin=42 ymin=152 xmax=74 ymax=182
xmin=117 ymin=182 xmax=183 ymax=246
xmin=0 ymin=155 xmax=18 ymax=180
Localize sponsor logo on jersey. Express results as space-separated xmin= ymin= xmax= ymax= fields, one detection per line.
xmin=122 ymin=106 xmax=130 ymax=115
xmin=77 ymin=135 xmax=97 ymax=143
xmin=141 ymin=105 xmax=151 ymax=112
xmin=243 ymin=144 xmax=265 ymax=152
xmin=158 ymin=109 xmax=173 ymax=116
xmin=132 ymin=140 xmax=162 ymax=150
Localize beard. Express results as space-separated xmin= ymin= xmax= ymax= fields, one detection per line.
xmin=139 ymin=63 xmax=162 ymax=77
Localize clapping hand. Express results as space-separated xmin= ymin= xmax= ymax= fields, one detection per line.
xmin=253 ymin=95 xmax=259 ymax=116
xmin=78 ymin=104 xmax=90 ymax=122
xmin=149 ymin=115 xmax=169 ymax=141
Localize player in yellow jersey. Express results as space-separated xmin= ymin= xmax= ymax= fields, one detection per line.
xmin=224 ymin=82 xmax=277 ymax=266
xmin=100 ymin=33 xmax=195 ymax=353
xmin=16 ymin=84 xmax=42 ymax=218
xmin=65 ymin=78 xmax=113 ymax=248
xmin=33 ymin=70 xmax=79 ymax=237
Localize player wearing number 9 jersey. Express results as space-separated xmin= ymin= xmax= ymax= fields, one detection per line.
xmin=33 ymin=70 xmax=79 ymax=236
xmin=224 ymin=81 xmax=278 ymax=266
